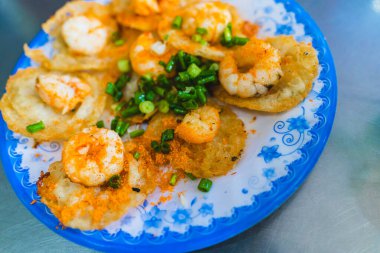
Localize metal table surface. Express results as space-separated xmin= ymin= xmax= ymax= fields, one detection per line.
xmin=0 ymin=0 xmax=379 ymax=252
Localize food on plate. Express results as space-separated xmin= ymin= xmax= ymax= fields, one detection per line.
xmin=25 ymin=1 xmax=140 ymax=71
xmin=0 ymin=68 xmax=107 ymax=141
xmin=213 ymin=36 xmax=319 ymax=112
xmin=0 ymin=0 xmax=320 ymax=230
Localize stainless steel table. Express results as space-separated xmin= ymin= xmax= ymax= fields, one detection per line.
xmin=1 ymin=0 xmax=380 ymax=252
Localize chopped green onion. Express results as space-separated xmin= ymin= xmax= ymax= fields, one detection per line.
xmin=121 ymin=106 xmax=140 ymax=118
xmin=197 ymin=75 xmax=217 ymax=85
xmin=115 ymin=74 xmax=130 ymax=90
xmin=114 ymin=101 xmax=127 ymax=112
xmin=113 ymin=91 xmax=123 ymax=102
xmin=139 ymin=101 xmax=155 ymax=114
xmin=196 ymin=86 xmax=207 ymax=105
xmin=163 ymin=34 xmax=169 ymax=41
xmin=120 ymin=122 xmax=130 ymax=136
xmin=108 ymin=175 xmax=121 ymax=189
xmin=172 ymin=16 xmax=183 ymax=29
xmin=185 ymin=172 xmax=197 ymax=180
xmin=133 ymin=152 xmax=140 ymax=160
xmin=157 ymin=74 xmax=170 ymax=88
xmin=187 ymin=63 xmax=202 ymax=79
xmin=96 ymin=120 xmax=105 ymax=128
xmin=233 ymin=36 xmax=249 ymax=45
xmin=178 ymin=91 xmax=196 ymax=101
xmin=171 ymin=104 xmax=188 ymax=115
xmin=151 ymin=141 xmax=161 ymax=152
xmin=159 ymin=61 xmax=166 ymax=68
xmin=178 ymin=72 xmax=190 ymax=82
xmin=114 ymin=39 xmax=125 ymax=46
xmin=198 ymin=178 xmax=213 ymax=192
xmin=111 ymin=31 xmax=121 ymax=42
xmin=223 ymin=23 xmax=233 ymax=42
xmin=145 ymin=90 xmax=156 ymax=101
xmin=26 ymin=121 xmax=45 ymax=133
xmin=117 ymin=59 xmax=131 ymax=73
xmin=116 ymin=121 xmax=129 ymax=136
xmin=160 ymin=142 xmax=171 ymax=154
xmin=209 ymin=63 xmax=219 ymax=71
xmin=161 ymin=129 xmax=174 ymax=142
xmin=188 ymin=55 xmax=201 ymax=66
xmin=178 ymin=50 xmax=187 ymax=70
xmin=158 ymin=100 xmax=170 ymax=113
xmin=154 ymin=86 xmax=166 ymax=97
xmin=130 ymin=129 xmax=145 ymax=138
xmin=192 ymin=34 xmax=202 ymax=43
xmin=105 ymin=82 xmax=116 ymax=96
xmin=196 ymin=27 xmax=208 ymax=35
xmin=141 ymin=73 xmax=153 ymax=83
xmin=182 ymin=100 xmax=198 ymax=110
xmin=165 ymin=56 xmax=176 ymax=72
xmin=111 ymin=117 xmax=119 ymax=131
xmin=169 ymin=173 xmax=178 ymax=186
xmin=134 ymin=91 xmax=146 ymax=105
xmin=200 ymin=39 xmax=208 ymax=46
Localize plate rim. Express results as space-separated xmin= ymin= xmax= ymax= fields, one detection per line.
xmin=0 ymin=0 xmax=337 ymax=252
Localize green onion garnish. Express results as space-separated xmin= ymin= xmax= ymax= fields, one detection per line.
xmin=197 ymin=75 xmax=216 ymax=85
xmin=178 ymin=50 xmax=187 ymax=70
xmin=116 ymin=121 xmax=129 ymax=136
xmin=108 ymin=175 xmax=121 ymax=189
xmin=130 ymin=129 xmax=145 ymax=138
xmin=233 ymin=37 xmax=249 ymax=45
xmin=196 ymin=27 xmax=208 ymax=35
xmin=111 ymin=31 xmax=121 ymax=42
xmin=96 ymin=120 xmax=105 ymax=128
xmin=117 ymin=59 xmax=130 ymax=73
xmin=178 ymin=72 xmax=190 ymax=82
xmin=185 ymin=172 xmax=197 ymax=180
xmin=139 ymin=101 xmax=155 ymax=114
xmin=114 ymin=101 xmax=127 ymax=112
xmin=26 ymin=121 xmax=45 ymax=134
xmin=172 ymin=16 xmax=183 ymax=29
xmin=113 ymin=91 xmax=123 ymax=102
xmin=134 ymin=91 xmax=146 ymax=105
xmin=158 ymin=100 xmax=170 ymax=113
xmin=163 ymin=34 xmax=169 ymax=41
xmin=145 ymin=90 xmax=156 ymax=101
xmin=114 ymin=39 xmax=125 ymax=46
xmin=151 ymin=140 xmax=161 ymax=152
xmin=161 ymin=129 xmax=174 ymax=142
xmin=182 ymin=99 xmax=198 ymax=110
xmin=198 ymin=178 xmax=213 ymax=192
xmin=157 ymin=74 xmax=170 ymax=88
xmin=169 ymin=173 xmax=178 ymax=186
xmin=200 ymin=39 xmax=208 ymax=46
xmin=133 ymin=152 xmax=140 ymax=160
xmin=192 ymin=34 xmax=202 ymax=43
xmin=223 ymin=23 xmax=233 ymax=42
xmin=160 ymin=142 xmax=171 ymax=154
xmin=121 ymin=106 xmax=140 ymax=118
xmin=154 ymin=86 xmax=166 ymax=97
xmin=105 ymin=82 xmax=116 ymax=96
xmin=187 ymin=63 xmax=202 ymax=79
xmin=111 ymin=117 xmax=119 ymax=131
xmin=165 ymin=56 xmax=176 ymax=72
xmin=196 ymin=86 xmax=207 ymax=105
xmin=209 ymin=63 xmax=219 ymax=71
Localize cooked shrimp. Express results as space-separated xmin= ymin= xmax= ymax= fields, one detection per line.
xmin=131 ymin=0 xmax=160 ymax=16
xmin=36 ymin=73 xmax=91 ymax=114
xmin=219 ymin=38 xmax=283 ymax=98
xmin=61 ymin=16 xmax=109 ymax=55
xmin=176 ymin=105 xmax=220 ymax=144
xmin=130 ymin=32 xmax=177 ymax=77
xmin=62 ymin=127 xmax=124 ymax=187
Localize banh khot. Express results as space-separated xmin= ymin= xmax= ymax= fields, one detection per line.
xmin=0 ymin=0 xmax=318 ymax=230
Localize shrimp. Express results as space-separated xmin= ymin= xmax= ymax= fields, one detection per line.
xmin=61 ymin=16 xmax=109 ymax=55
xmin=130 ymin=32 xmax=177 ymax=77
xmin=131 ymin=0 xmax=160 ymax=16
xmin=176 ymin=105 xmax=221 ymax=144
xmin=62 ymin=127 xmax=124 ymax=187
xmin=219 ymin=37 xmax=283 ymax=98
xmin=36 ymin=73 xmax=91 ymax=114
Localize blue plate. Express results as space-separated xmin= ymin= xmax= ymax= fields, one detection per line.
xmin=0 ymin=0 xmax=336 ymax=252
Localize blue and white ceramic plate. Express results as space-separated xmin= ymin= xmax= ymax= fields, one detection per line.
xmin=0 ymin=0 xmax=337 ymax=252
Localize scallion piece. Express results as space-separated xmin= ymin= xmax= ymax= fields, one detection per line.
xmin=209 ymin=63 xmax=219 ymax=71
xmin=197 ymin=75 xmax=216 ymax=85
xmin=111 ymin=117 xmax=119 ymax=131
xmin=130 ymin=129 xmax=145 ymax=138
xmin=117 ymin=59 xmax=130 ymax=73
xmin=178 ymin=91 xmax=196 ymax=101
xmin=121 ymin=106 xmax=140 ymax=118
xmin=165 ymin=56 xmax=176 ymax=72
xmin=145 ymin=90 xmax=156 ymax=101
xmin=151 ymin=141 xmax=161 ymax=152
xmin=116 ymin=121 xmax=129 ymax=136
xmin=160 ymin=142 xmax=171 ymax=154
xmin=154 ymin=86 xmax=166 ymax=97
xmin=192 ymin=34 xmax=202 ymax=43
xmin=196 ymin=27 xmax=208 ymax=35
xmin=169 ymin=173 xmax=178 ymax=186
xmin=111 ymin=31 xmax=121 ymax=42
xmin=161 ymin=129 xmax=174 ymax=142
xmin=159 ymin=61 xmax=166 ymax=68
xmin=172 ymin=16 xmax=183 ymax=29
xmin=171 ymin=105 xmax=188 ymax=115
xmin=26 ymin=121 xmax=45 ymax=133
xmin=114 ymin=101 xmax=127 ymax=112
xmin=178 ymin=50 xmax=187 ymax=70
xmin=133 ymin=152 xmax=140 ymax=160
xmin=233 ymin=36 xmax=249 ymax=46
xmin=113 ymin=91 xmax=123 ymax=102
xmin=96 ymin=120 xmax=105 ymax=128
xmin=223 ymin=23 xmax=233 ymax=42
xmin=105 ymin=82 xmax=116 ymax=96
xmin=108 ymin=175 xmax=121 ymax=189
xmin=178 ymin=72 xmax=190 ymax=82
xmin=195 ymin=86 xmax=207 ymax=105
xmin=115 ymin=74 xmax=130 ymax=90
xmin=182 ymin=100 xmax=198 ymax=110
xmin=134 ymin=91 xmax=146 ymax=105
xmin=158 ymin=100 xmax=170 ymax=113
xmin=114 ymin=39 xmax=125 ymax=46
xmin=157 ymin=74 xmax=170 ymax=88
xmin=185 ymin=172 xmax=197 ymax=180
xmin=198 ymin=178 xmax=213 ymax=192
xmin=187 ymin=63 xmax=202 ymax=79
xmin=200 ymin=39 xmax=208 ymax=46
xmin=139 ymin=101 xmax=155 ymax=114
